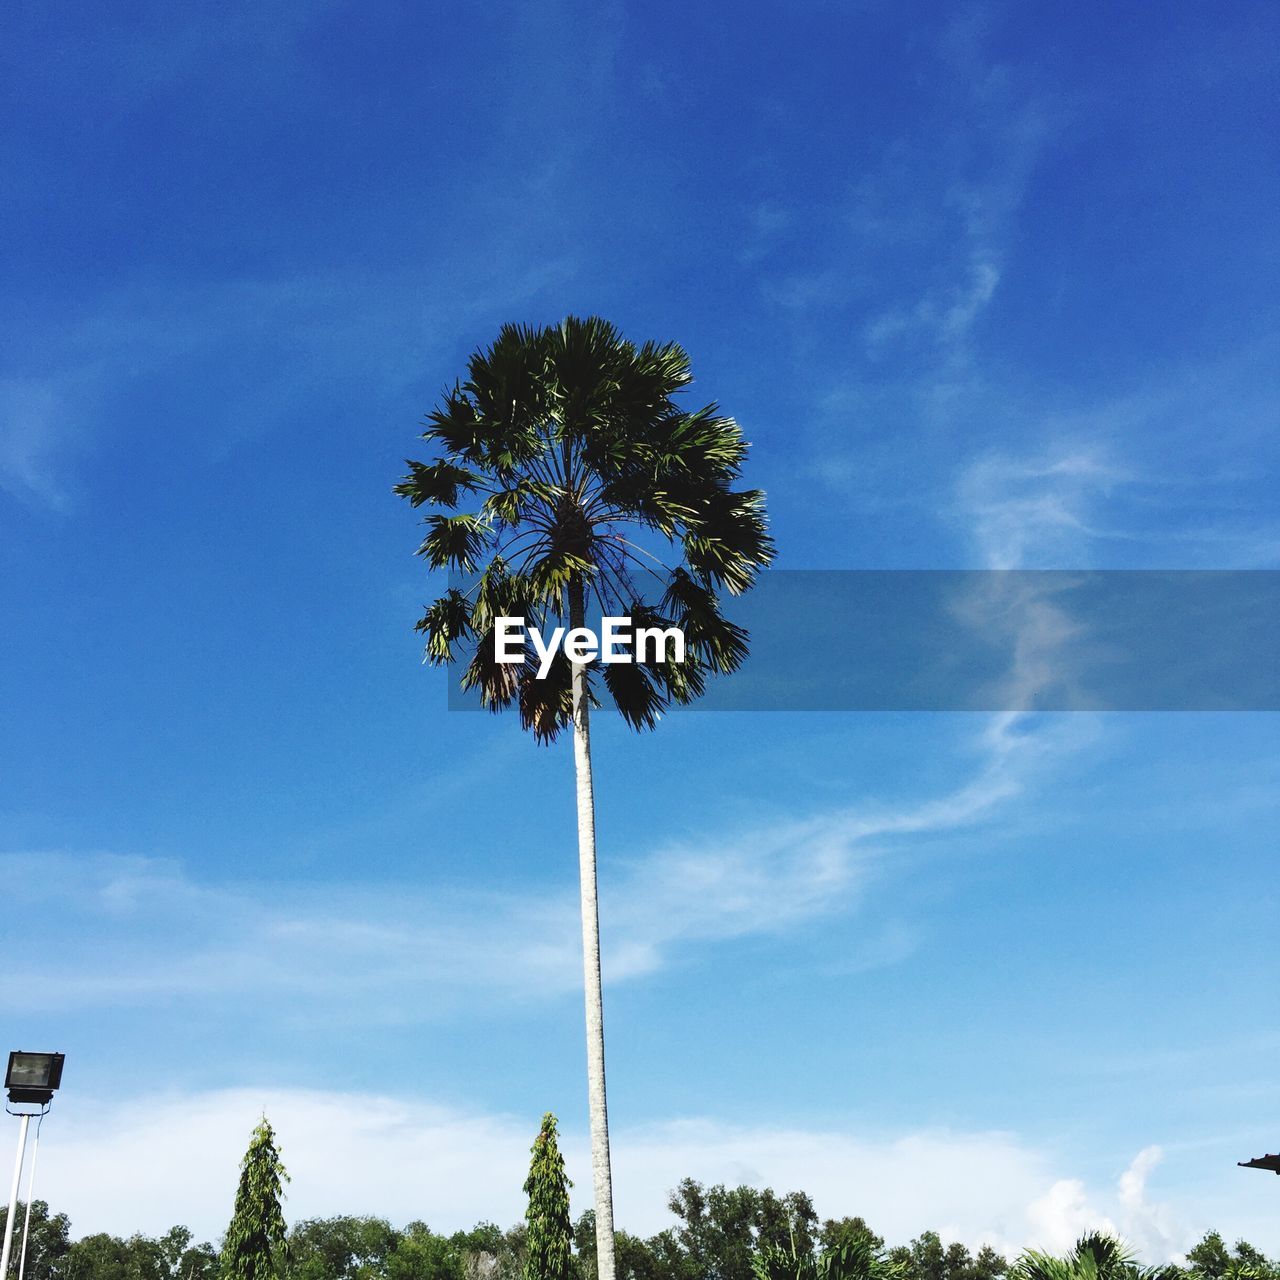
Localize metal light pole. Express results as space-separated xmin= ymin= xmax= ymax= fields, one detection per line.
xmin=2 ymin=1053 xmax=64 ymax=1280
xmin=1 ymin=1116 xmax=30 ymax=1280
xmin=16 ymin=1113 xmax=44 ymax=1280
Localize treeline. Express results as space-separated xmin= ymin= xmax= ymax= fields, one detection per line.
xmin=4 ymin=1186 xmax=1277 ymax=1280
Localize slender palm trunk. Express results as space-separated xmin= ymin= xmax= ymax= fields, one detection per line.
xmin=568 ymin=575 xmax=617 ymax=1280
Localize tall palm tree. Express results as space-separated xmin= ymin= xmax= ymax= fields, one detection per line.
xmin=395 ymin=316 xmax=773 ymax=1280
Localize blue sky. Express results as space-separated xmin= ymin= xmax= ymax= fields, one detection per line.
xmin=2 ymin=0 xmax=1278 ymax=1260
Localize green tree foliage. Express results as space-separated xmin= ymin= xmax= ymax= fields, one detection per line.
xmin=449 ymin=1224 xmax=506 ymax=1261
xmin=0 ymin=1198 xmax=71 ymax=1280
xmin=58 ymin=1225 xmax=218 ymax=1280
xmin=62 ymin=1234 xmax=133 ymax=1280
xmin=284 ymin=1217 xmax=465 ymax=1280
xmin=286 ymin=1218 xmax=399 ymax=1280
xmin=819 ymin=1226 xmax=884 ymax=1258
xmin=396 ymin=316 xmax=774 ymax=738
xmin=16 ymin=1190 xmax=1280 ymax=1280
xmin=574 ymin=1212 xmax=599 ymax=1280
xmin=222 ymin=1119 xmax=290 ymax=1280
xmin=489 ymin=1223 xmax=530 ymax=1280
xmin=0 ymin=1202 xmax=72 ymax=1280
xmin=159 ymin=1227 xmax=223 ymax=1280
xmin=1184 ymin=1234 xmax=1280 ymax=1280
xmin=888 ymin=1233 xmax=1007 ymax=1280
xmin=574 ymin=1213 xmax=676 ymax=1280
xmin=390 ymin=1223 xmax=468 ymax=1280
xmin=447 ymin=1220 xmax=529 ymax=1280
xmin=1009 ymin=1234 xmax=1178 ymax=1280
xmin=524 ymin=1115 xmax=574 ymax=1280
xmin=666 ymin=1180 xmax=818 ymax=1280
xmin=824 ymin=1240 xmax=907 ymax=1280
xmin=752 ymin=1218 xmax=901 ymax=1280
xmin=0 ymin=1210 xmax=219 ymax=1280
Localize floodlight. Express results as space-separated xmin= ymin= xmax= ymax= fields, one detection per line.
xmin=5 ymin=1052 xmax=65 ymax=1106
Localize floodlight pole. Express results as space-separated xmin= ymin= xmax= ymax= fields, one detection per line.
xmin=0 ymin=1112 xmax=31 ymax=1280
xmin=16 ymin=1114 xmax=42 ymax=1280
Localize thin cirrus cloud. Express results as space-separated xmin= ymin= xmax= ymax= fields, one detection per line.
xmin=947 ymin=331 xmax=1280 ymax=573
xmin=0 ymin=444 xmax=1111 ymax=1016
xmin=0 ymin=377 xmax=74 ymax=510
xmin=0 ymin=691 xmax=1049 ymax=1018
xmin=0 ymin=740 xmax=1027 ymax=1018
xmin=0 ymin=259 xmax=579 ymax=513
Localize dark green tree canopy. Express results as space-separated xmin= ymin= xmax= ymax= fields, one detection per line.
xmin=884 ymin=1234 xmax=1005 ymax=1280
xmin=819 ymin=1224 xmax=885 ymax=1259
xmin=222 ymin=1119 xmax=290 ymax=1280
xmin=56 ymin=1224 xmax=219 ymax=1280
xmin=283 ymin=1217 xmax=468 ymax=1280
xmin=1184 ymin=1234 xmax=1280 ymax=1280
xmin=0 ymin=1201 xmax=71 ymax=1280
xmin=666 ymin=1179 xmax=819 ymax=1280
xmin=7 ymin=1201 xmax=1280 ymax=1280
xmin=396 ymin=316 xmax=774 ymax=741
xmin=286 ymin=1217 xmax=400 ymax=1280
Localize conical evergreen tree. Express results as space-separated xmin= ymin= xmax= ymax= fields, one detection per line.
xmin=221 ymin=1118 xmax=289 ymax=1280
xmin=524 ymin=1113 xmax=574 ymax=1280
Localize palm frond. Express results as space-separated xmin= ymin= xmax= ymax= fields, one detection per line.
xmin=656 ymin=406 xmax=749 ymax=481
xmin=416 ymin=513 xmax=489 ymax=572
xmin=394 ymin=459 xmax=483 ymax=508
xmin=1011 ymin=1234 xmax=1161 ymax=1280
xmin=626 ymin=600 xmax=708 ymax=705
xmin=1011 ymin=1253 xmax=1080 ymax=1280
xmin=528 ymin=547 xmax=596 ymax=603
xmin=422 ymin=386 xmax=487 ymax=464
xmin=681 ymin=486 xmax=774 ymax=594
xmin=660 ymin=569 xmax=750 ymax=673
xmin=601 ymin=658 xmax=667 ymax=732
xmin=518 ymin=652 xmax=576 ymax=744
xmin=413 ymin=588 xmax=474 ymax=665
xmin=1076 ymin=1236 xmax=1137 ymax=1277
xmin=482 ymin=477 xmax=554 ymax=529
xmin=460 ymin=620 xmax=524 ymax=712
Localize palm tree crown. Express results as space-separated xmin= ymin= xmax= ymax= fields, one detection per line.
xmin=1011 ymin=1234 xmax=1180 ymax=1280
xmin=395 ymin=315 xmax=774 ymax=737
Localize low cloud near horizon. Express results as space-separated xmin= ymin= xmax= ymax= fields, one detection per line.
xmin=30 ymin=1087 xmax=1265 ymax=1263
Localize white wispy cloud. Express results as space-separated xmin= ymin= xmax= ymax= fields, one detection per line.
xmin=946 ymin=330 xmax=1280 ymax=572
xmin=3 ymin=432 xmax=1116 ymax=1015
xmin=23 ymin=1 xmax=346 ymax=115
xmin=0 ymin=647 xmax=1057 ymax=1017
xmin=943 ymin=447 xmax=1120 ymax=722
xmin=0 ymin=737 xmax=1026 ymax=1014
xmin=0 ymin=257 xmax=578 ymax=512
xmin=856 ymin=19 xmax=1050 ymax=367
xmin=0 ymin=378 xmax=72 ymax=509
xmin=604 ymin=749 xmax=1030 ymax=981
xmin=956 ymin=449 xmax=1125 ymax=571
